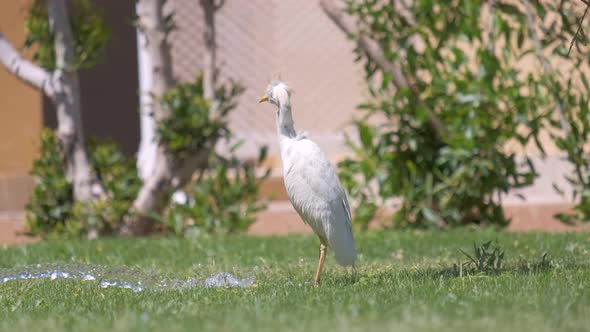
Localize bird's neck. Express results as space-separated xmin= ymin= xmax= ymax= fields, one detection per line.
xmin=276 ymin=96 xmax=297 ymax=139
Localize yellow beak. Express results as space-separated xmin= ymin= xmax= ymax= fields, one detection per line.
xmin=259 ymin=95 xmax=269 ymax=103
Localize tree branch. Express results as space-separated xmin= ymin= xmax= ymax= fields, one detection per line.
xmin=48 ymin=0 xmax=105 ymax=204
xmin=487 ymin=0 xmax=496 ymax=54
xmin=48 ymin=0 xmax=75 ymax=71
xmin=523 ymin=0 xmax=570 ymax=135
xmin=122 ymin=147 xmax=209 ymax=235
xmin=525 ymin=0 xmax=587 ymax=190
xmin=320 ymin=0 xmax=408 ymax=88
xmin=200 ymin=0 xmax=218 ymax=101
xmin=568 ymin=1 xmax=589 ymax=57
xmin=0 ymin=32 xmax=55 ymax=97
xmin=213 ymin=0 xmax=225 ymax=11
xmin=320 ymin=0 xmax=447 ymax=139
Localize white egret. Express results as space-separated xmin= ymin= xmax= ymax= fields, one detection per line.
xmin=259 ymin=81 xmax=357 ymax=284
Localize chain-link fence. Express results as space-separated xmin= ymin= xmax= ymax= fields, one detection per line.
xmin=169 ymin=0 xmax=365 ymax=160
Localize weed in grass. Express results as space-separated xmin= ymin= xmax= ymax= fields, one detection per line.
xmin=517 ymin=252 xmax=553 ymax=274
xmin=455 ymin=240 xmax=505 ymax=275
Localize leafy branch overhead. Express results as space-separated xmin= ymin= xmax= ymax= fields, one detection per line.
xmin=157 ymin=76 xmax=244 ymax=156
xmin=24 ymin=0 xmax=110 ymax=70
xmin=323 ymin=0 xmax=590 ymax=229
xmin=321 ymin=0 xmax=447 ymax=141
xmin=568 ymin=0 xmax=590 ymax=56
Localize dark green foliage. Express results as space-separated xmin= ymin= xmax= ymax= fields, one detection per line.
xmin=26 ymin=74 xmax=268 ymax=237
xmin=529 ymin=1 xmax=590 ymax=224
xmin=552 ymin=91 xmax=590 ymax=223
xmin=22 ymin=1 xmax=269 ymax=238
xmin=76 ymin=139 xmax=143 ymax=235
xmin=25 ymin=132 xmax=141 ymax=238
xmin=88 ymin=140 xmax=142 ymax=207
xmin=547 ymin=42 xmax=590 ymax=224
xmin=517 ymin=252 xmax=553 ymax=274
xmin=454 ymin=240 xmax=554 ymax=276
xmin=156 ymin=74 xmax=269 ymax=235
xmin=23 ymin=0 xmax=110 ymax=70
xmin=166 ymin=145 xmax=270 ymax=235
xmin=25 ymin=129 xmax=73 ymax=235
xmin=157 ymin=75 xmax=244 ymax=156
xmin=457 ymin=240 xmax=505 ymax=274
xmin=338 ymin=0 xmax=583 ymax=229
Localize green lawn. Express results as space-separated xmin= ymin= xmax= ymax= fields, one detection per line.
xmin=0 ymin=230 xmax=589 ymax=332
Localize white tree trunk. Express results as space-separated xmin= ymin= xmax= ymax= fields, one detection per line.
xmin=0 ymin=0 xmax=104 ymax=203
xmin=135 ymin=13 xmax=157 ymax=180
xmin=135 ymin=9 xmax=186 ymax=204
xmin=122 ymin=0 xmax=224 ymax=235
xmin=0 ymin=34 xmax=55 ymax=95
xmin=47 ymin=0 xmax=104 ymax=202
xmin=122 ymin=0 xmax=177 ymax=235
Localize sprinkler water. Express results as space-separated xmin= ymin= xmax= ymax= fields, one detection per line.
xmin=0 ymin=263 xmax=255 ymax=292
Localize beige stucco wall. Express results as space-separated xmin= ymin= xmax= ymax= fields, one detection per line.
xmin=0 ymin=0 xmax=42 ymax=210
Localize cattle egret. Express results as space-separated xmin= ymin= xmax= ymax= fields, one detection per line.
xmin=259 ymin=81 xmax=357 ymax=284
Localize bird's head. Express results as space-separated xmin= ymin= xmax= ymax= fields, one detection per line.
xmin=259 ymin=80 xmax=293 ymax=106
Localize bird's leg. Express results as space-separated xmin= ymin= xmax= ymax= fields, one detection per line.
xmin=314 ymin=241 xmax=327 ymax=285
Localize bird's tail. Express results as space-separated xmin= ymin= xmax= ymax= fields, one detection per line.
xmin=328 ymin=221 xmax=357 ymax=266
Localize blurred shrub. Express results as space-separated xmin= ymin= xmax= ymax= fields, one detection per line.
xmin=23 ymin=1 xmax=269 ymax=237
xmin=25 ymin=129 xmax=74 ymax=236
xmin=26 ymin=74 xmax=269 ymax=238
xmin=524 ymin=2 xmax=590 ymax=224
xmin=158 ymin=75 xmax=269 ymax=235
xmin=165 ymin=145 xmax=270 ymax=235
xmin=338 ymin=1 xmax=568 ymax=229
xmin=157 ymin=74 xmax=244 ymax=157
xmin=72 ymin=139 xmax=143 ymax=236
xmin=23 ymin=0 xmax=110 ymax=70
xmin=551 ymin=78 xmax=590 ymax=223
xmin=26 ymin=132 xmax=141 ymax=238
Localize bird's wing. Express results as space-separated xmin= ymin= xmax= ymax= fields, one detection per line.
xmin=282 ymin=138 xmax=357 ymax=265
xmin=341 ymin=192 xmax=353 ymax=231
xmin=286 ymin=139 xmax=354 ymax=236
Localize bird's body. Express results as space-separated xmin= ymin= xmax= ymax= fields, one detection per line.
xmin=280 ymin=135 xmax=357 ymax=266
xmin=259 ymin=81 xmax=357 ymax=284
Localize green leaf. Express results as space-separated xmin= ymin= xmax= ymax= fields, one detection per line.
xmin=358 ymin=122 xmax=373 ymax=148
